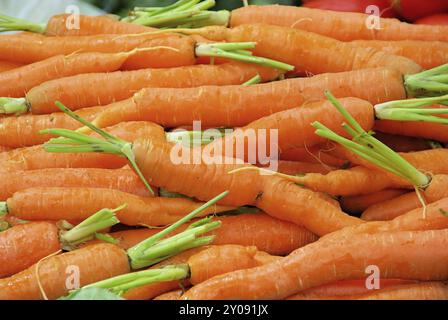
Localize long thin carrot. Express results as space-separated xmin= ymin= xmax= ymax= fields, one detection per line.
xmin=0 ymin=168 xmax=151 ymax=201
xmin=175 ymin=23 xmax=423 ymax=74
xmin=0 ymin=50 xmax=154 ymax=98
xmin=0 ymin=187 xmax=234 ymax=227
xmin=5 ymin=62 xmax=280 ymax=115
xmin=181 ymin=228 xmax=448 ymax=300
xmin=340 ymin=189 xmax=408 ymax=215
xmin=351 ymin=40 xmax=448 ymax=70
xmin=230 ymin=5 xmax=448 ymax=42
xmin=91 ymin=213 xmax=318 ymax=255
xmin=0 ymin=222 xmax=60 ymax=278
xmin=0 ymin=60 xmax=23 ymax=73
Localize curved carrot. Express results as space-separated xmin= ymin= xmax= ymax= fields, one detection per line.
xmin=0 ymin=50 xmax=147 ymax=98
xmin=230 ymin=5 xmax=448 ymax=42
xmin=0 ymin=222 xmax=60 ymax=278
xmin=17 ymin=62 xmax=281 ymax=115
xmin=181 ymin=229 xmax=448 ymax=300
xmin=0 ymin=243 xmax=130 ymax=300
xmin=0 ymin=60 xmax=23 ymax=73
xmin=351 ymin=40 xmax=448 ymax=70
xmin=1 ymin=187 xmax=234 ymax=227
xmin=91 ymin=69 xmax=394 ymax=129
xmin=340 ymin=189 xmax=408 ymax=215
xmin=0 ymin=168 xmax=151 ymax=201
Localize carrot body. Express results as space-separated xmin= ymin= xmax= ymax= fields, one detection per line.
xmin=356 ymin=282 xmax=448 ymax=300
xmin=181 ymin=229 xmax=448 ymax=300
xmin=154 ymin=290 xmax=183 ymax=300
xmin=0 ymin=243 xmax=129 ymax=300
xmin=351 ymin=40 xmax=448 ymax=69
xmin=340 ymin=189 xmax=408 ymax=215
xmin=265 ymin=160 xmax=334 ymax=175
xmin=0 ymin=168 xmax=150 ymax=200
xmin=99 ymin=213 xmax=318 ymax=255
xmin=0 ymin=61 xmax=23 ymax=73
xmin=280 ymin=145 xmax=348 ymax=167
xmin=0 ymin=106 xmax=103 ymax=148
xmin=25 ymin=62 xmax=281 ymax=114
xmin=230 ymin=5 xmax=448 ymax=42
xmin=0 ymin=222 xmax=60 ymax=278
xmin=1 ymin=121 xmax=165 ymax=172
xmin=45 ymin=14 xmax=153 ymax=36
xmin=93 ymin=68 xmax=401 ymax=129
xmin=0 ymin=32 xmax=195 ymax=68
xmin=5 ymin=187 xmax=234 ymax=227
xmin=132 ymin=139 xmax=362 ymax=236
xmin=0 ymin=51 xmax=141 ymax=98
xmin=192 ymin=24 xmax=422 ymax=74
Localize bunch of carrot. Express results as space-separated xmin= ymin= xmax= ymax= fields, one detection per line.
xmin=1 ymin=1 xmax=448 ymax=301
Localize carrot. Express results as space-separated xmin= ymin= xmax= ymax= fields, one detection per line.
xmin=0 ymin=145 xmax=10 ymax=153
xmin=362 ymin=175 xmax=448 ymax=221
xmin=154 ymin=289 xmax=184 ymax=300
xmin=99 ymin=213 xmax=318 ymax=255
xmin=280 ymin=145 xmax=348 ymax=168
xmin=90 ymin=69 xmax=400 ymax=129
xmin=176 ymin=23 xmax=423 ymax=75
xmin=6 ymin=62 xmax=280 ymax=115
xmin=262 ymin=160 xmax=335 ymax=175
xmin=0 ymin=168 xmax=151 ymax=201
xmin=0 ymin=222 xmax=60 ymax=278
xmin=0 ymin=187 xmax=234 ymax=227
xmin=0 ymin=60 xmax=23 ymax=73
xmin=0 ymin=106 xmax=104 ymax=148
xmin=230 ymin=5 xmax=448 ymax=42
xmin=351 ymin=40 xmax=448 ymax=70
xmin=355 ymin=282 xmax=448 ymax=300
xmin=373 ymin=132 xmax=432 ymax=153
xmin=0 ymin=50 xmax=153 ymax=98
xmin=0 ymin=243 xmax=130 ymax=300
xmin=181 ymin=228 xmax=448 ymax=300
xmin=340 ymin=189 xmax=408 ymax=215
xmin=1 ymin=121 xmax=165 ymax=172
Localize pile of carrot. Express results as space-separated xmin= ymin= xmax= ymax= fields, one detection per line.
xmin=1 ymin=1 xmax=448 ymax=301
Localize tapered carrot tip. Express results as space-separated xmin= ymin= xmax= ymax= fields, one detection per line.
xmin=0 ymin=97 xmax=29 ymax=115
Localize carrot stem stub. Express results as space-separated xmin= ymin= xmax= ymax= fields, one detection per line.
xmin=405 ymin=63 xmax=448 ymax=97
xmin=0 ymin=13 xmax=46 ymax=33
xmin=0 ymin=97 xmax=29 ymax=115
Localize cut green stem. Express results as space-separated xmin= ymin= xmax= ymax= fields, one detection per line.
xmin=243 ymin=74 xmax=262 ymax=86
xmin=405 ymin=63 xmax=448 ymax=97
xmin=0 ymin=13 xmax=46 ymax=33
xmin=0 ymin=202 xmax=8 ymax=217
xmin=0 ymin=97 xmax=29 ymax=115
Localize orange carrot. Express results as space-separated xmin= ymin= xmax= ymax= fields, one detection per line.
xmin=0 ymin=106 xmax=103 ymax=148
xmin=1 ymin=187 xmax=234 ymax=227
xmin=351 ymin=40 xmax=448 ymax=70
xmin=154 ymin=289 xmax=184 ymax=300
xmin=355 ymin=282 xmax=448 ymax=300
xmin=179 ymin=23 xmax=423 ymax=74
xmin=181 ymin=228 xmax=448 ymax=300
xmin=340 ymin=189 xmax=408 ymax=215
xmin=0 ymin=168 xmax=151 ymax=201
xmin=0 ymin=243 xmax=130 ymax=300
xmin=0 ymin=145 xmax=10 ymax=153
xmin=230 ymin=5 xmax=448 ymax=42
xmin=13 ymin=62 xmax=280 ymax=115
xmin=100 ymin=213 xmax=318 ymax=255
xmin=0 ymin=50 xmax=149 ymax=98
xmin=0 ymin=222 xmax=60 ymax=278
xmin=0 ymin=60 xmax=23 ymax=72
xmin=262 ymin=160 xmax=335 ymax=175
xmin=280 ymin=145 xmax=348 ymax=168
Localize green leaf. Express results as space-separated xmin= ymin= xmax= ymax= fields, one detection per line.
xmin=59 ymin=287 xmax=124 ymax=300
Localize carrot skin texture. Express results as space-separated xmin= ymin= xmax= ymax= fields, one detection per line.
xmin=0 ymin=244 xmax=130 ymax=300
xmin=93 ymin=69 xmax=397 ymax=129
xmin=0 ymin=61 xmax=23 ymax=72
xmin=181 ymin=229 xmax=448 ymax=300
xmin=0 ymin=52 xmax=136 ymax=98
xmin=0 ymin=222 xmax=60 ymax=278
xmin=340 ymin=189 xmax=408 ymax=214
xmin=230 ymin=5 xmax=448 ymax=42
xmin=355 ymin=282 xmax=448 ymax=300
xmin=154 ymin=290 xmax=183 ymax=300
xmin=25 ymin=62 xmax=281 ymax=114
xmin=0 ymin=168 xmax=150 ymax=200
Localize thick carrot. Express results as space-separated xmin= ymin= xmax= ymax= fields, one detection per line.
xmin=0 ymin=106 xmax=103 ymax=148
xmin=17 ymin=62 xmax=281 ymax=115
xmin=0 ymin=32 xmax=195 ymax=67
xmin=99 ymin=213 xmax=318 ymax=255
xmin=0 ymin=60 xmax=23 ymax=72
xmin=91 ymin=69 xmax=395 ymax=129
xmin=1 ymin=121 xmax=165 ymax=172
xmin=0 ymin=168 xmax=151 ymax=200
xmin=0 ymin=50 xmax=148 ymax=98
xmin=230 ymin=5 xmax=448 ymax=42
xmin=0 ymin=243 xmax=130 ymax=300
xmin=0 ymin=222 xmax=60 ymax=278
xmin=362 ymin=175 xmax=448 ymax=221
xmin=351 ymin=40 xmax=448 ymax=70
xmin=181 ymin=229 xmax=448 ymax=300
xmin=180 ymin=23 xmax=422 ymax=74
xmin=1 ymin=187 xmax=234 ymax=227
xmin=340 ymin=189 xmax=408 ymax=215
